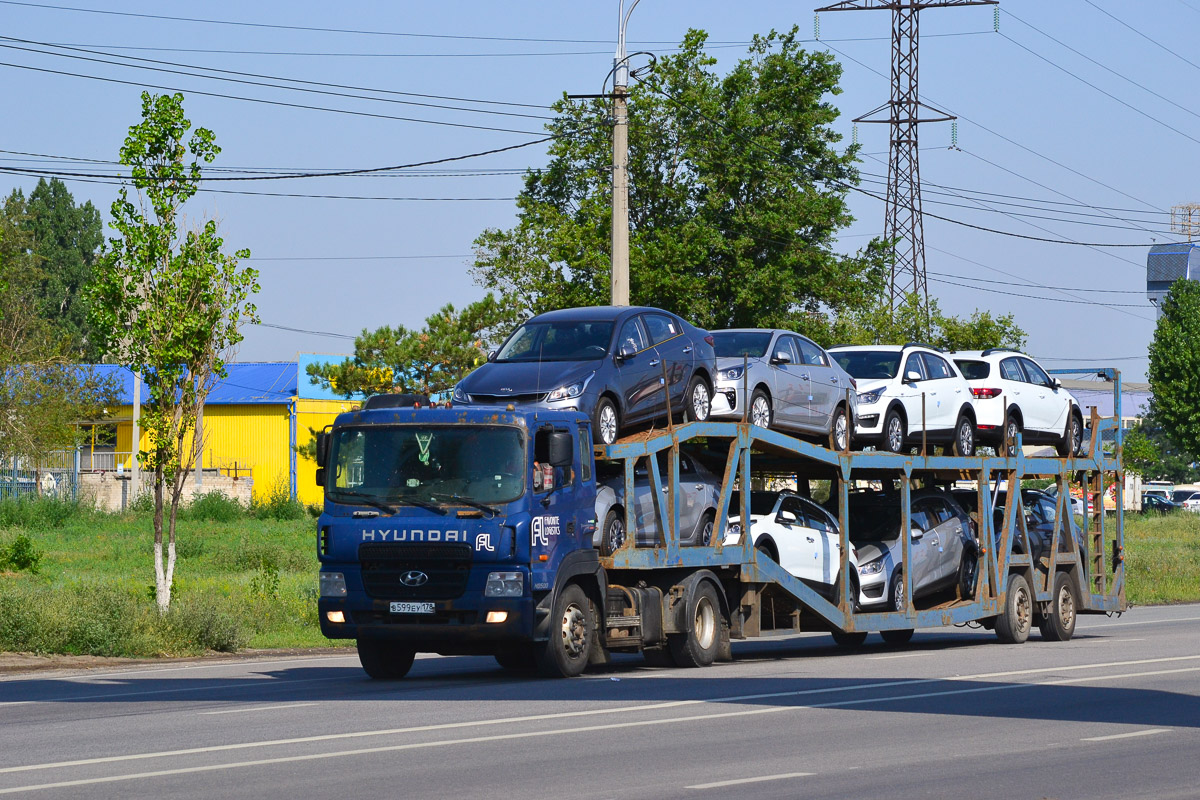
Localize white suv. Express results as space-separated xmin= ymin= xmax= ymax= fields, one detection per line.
xmin=951 ymin=349 xmax=1083 ymax=457
xmin=829 ymin=343 xmax=977 ymax=456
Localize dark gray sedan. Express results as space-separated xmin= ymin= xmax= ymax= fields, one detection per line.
xmin=452 ymin=306 xmax=717 ymax=444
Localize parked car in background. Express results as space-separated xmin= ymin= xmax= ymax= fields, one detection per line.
xmin=952 ymin=487 xmax=1086 ymax=563
xmin=950 ymin=349 xmax=1084 ymax=456
xmin=594 ymin=450 xmax=720 ymax=554
xmin=452 ymin=306 xmax=716 ymax=445
xmin=722 ymin=490 xmax=859 ymax=602
xmin=1171 ymin=489 xmax=1200 ymax=506
xmin=828 ymin=344 xmax=978 ymax=456
xmin=1141 ymin=494 xmax=1184 ymax=514
xmin=709 ymin=329 xmax=858 ymax=449
xmin=1182 ymin=493 xmax=1200 ymax=513
xmin=825 ymin=488 xmax=978 ymax=613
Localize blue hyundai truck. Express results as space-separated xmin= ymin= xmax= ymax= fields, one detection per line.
xmin=317 ymin=389 xmax=1126 ymax=679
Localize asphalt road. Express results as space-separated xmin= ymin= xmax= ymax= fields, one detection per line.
xmin=1 ymin=605 xmax=1198 ymax=800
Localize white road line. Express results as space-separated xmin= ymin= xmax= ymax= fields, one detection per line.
xmin=1083 ymin=638 xmax=1146 ymax=644
xmin=1082 ymin=728 xmax=1171 ymax=742
xmin=867 ymin=653 xmax=931 ymax=660
xmin=200 ymin=703 xmax=318 ymax=716
xmin=0 ymin=664 xmax=1192 ymax=796
xmin=686 ymin=772 xmax=815 ymax=789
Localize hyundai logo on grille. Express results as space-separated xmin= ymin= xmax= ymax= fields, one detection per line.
xmin=399 ymin=570 xmax=429 ymax=587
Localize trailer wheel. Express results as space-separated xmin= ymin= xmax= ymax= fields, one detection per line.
xmin=536 ymin=583 xmax=594 ymax=678
xmin=830 ymin=630 xmax=868 ymax=648
xmin=995 ymin=573 xmax=1033 ymax=644
xmin=669 ymin=581 xmax=720 ymax=667
xmin=1038 ymin=571 xmax=1078 ymax=642
xmin=880 ymin=629 xmax=914 ymax=645
xmin=600 ymin=508 xmax=625 ymax=555
xmin=356 ymin=638 xmax=416 ymax=680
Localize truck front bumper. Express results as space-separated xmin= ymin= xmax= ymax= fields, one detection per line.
xmin=319 ymin=595 xmax=535 ymax=655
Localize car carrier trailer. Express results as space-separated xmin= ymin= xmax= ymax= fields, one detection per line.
xmin=315 ymin=372 xmax=1127 ymax=678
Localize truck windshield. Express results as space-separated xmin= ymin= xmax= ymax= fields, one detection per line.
xmin=326 ymin=425 xmax=525 ymax=507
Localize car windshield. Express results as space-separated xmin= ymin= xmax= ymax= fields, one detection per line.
xmin=326 ymin=425 xmax=525 ymax=506
xmin=956 ymin=359 xmax=990 ymax=380
xmin=841 ymin=497 xmax=901 ymax=542
xmin=496 ymin=321 xmax=614 ymax=362
xmin=833 ymin=351 xmax=902 ymax=380
xmin=713 ymin=331 xmax=772 ymax=358
xmin=730 ymin=491 xmax=781 ymax=517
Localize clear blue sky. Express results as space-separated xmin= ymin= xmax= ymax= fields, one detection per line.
xmin=3 ymin=0 xmax=1192 ymax=384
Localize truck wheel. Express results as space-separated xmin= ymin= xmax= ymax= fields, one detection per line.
xmin=749 ymin=389 xmax=772 ymax=429
xmin=600 ymin=508 xmax=625 ymax=556
xmin=593 ymin=397 xmax=619 ymax=446
xmin=356 ymin=638 xmax=416 ymax=680
xmin=830 ymin=630 xmax=868 ymax=648
xmin=494 ymin=645 xmax=537 ymax=673
xmin=684 ymin=375 xmax=712 ymax=422
xmin=995 ymin=573 xmax=1033 ymax=644
xmin=951 ymin=414 xmax=975 ymax=457
xmin=1038 ymin=571 xmax=1078 ymax=642
xmin=883 ymin=410 xmax=906 ymax=454
xmin=536 ymin=583 xmax=594 ymax=678
xmin=668 ymin=581 xmax=720 ymax=667
xmin=880 ymin=629 xmax=914 ymax=645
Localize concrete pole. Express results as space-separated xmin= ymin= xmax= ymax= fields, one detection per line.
xmin=131 ymin=370 xmax=141 ymax=499
xmin=195 ymin=401 xmax=203 ymax=489
xmin=611 ymin=86 xmax=630 ymax=307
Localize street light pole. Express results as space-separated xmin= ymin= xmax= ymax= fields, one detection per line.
xmin=611 ymin=0 xmax=641 ymax=307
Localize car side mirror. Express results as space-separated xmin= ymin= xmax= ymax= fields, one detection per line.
xmin=903 ymin=370 xmax=922 ymax=383
xmin=487 ymin=349 xmax=498 ymax=362
xmin=771 ymin=351 xmax=792 ymax=365
xmin=548 ymin=431 xmax=574 ymax=468
xmin=1051 ymin=378 xmax=1061 ymax=389
xmin=775 ymin=509 xmax=798 ymax=525
xmin=910 ymin=526 xmax=924 ymax=539
xmin=315 ymin=432 xmax=330 ymax=468
xmin=617 ymin=343 xmax=636 ymax=361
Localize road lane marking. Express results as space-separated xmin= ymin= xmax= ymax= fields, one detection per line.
xmin=1082 ymin=728 xmax=1171 ymax=742
xmin=686 ymin=772 xmax=814 ymax=789
xmin=0 ymin=661 xmax=1196 ymax=793
xmin=0 ymin=657 xmax=1195 ymax=786
xmin=867 ymin=653 xmax=931 ymax=660
xmin=200 ymin=703 xmax=318 ymax=716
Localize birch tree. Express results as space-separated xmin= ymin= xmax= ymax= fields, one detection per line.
xmin=89 ymin=92 xmax=260 ymax=612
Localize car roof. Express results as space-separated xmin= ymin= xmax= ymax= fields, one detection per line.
xmin=528 ymin=305 xmax=668 ymax=323
xmin=828 ymin=344 xmax=904 ymax=353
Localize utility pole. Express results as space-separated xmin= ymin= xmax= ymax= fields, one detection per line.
xmin=610 ymin=0 xmax=641 ymax=307
xmin=131 ymin=370 xmax=140 ymax=499
xmin=815 ymin=0 xmax=997 ymax=324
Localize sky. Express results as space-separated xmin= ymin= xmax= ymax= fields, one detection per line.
xmin=2 ymin=0 xmax=1195 ymax=385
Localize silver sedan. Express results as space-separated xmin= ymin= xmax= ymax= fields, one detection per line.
xmin=709 ymin=328 xmax=859 ymax=449
xmin=593 ymin=451 xmax=721 ymax=554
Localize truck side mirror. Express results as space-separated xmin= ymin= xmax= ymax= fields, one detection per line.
xmin=316 ymin=432 xmax=330 ymax=468
xmin=549 ymin=431 xmax=574 ymax=468
xmin=315 ymin=467 xmax=326 ymax=487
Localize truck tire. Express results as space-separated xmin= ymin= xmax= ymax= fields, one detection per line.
xmin=668 ymin=581 xmax=720 ymax=667
xmin=535 ymin=583 xmax=594 ymax=678
xmin=995 ymin=573 xmax=1033 ymax=644
xmin=356 ymin=638 xmax=416 ymax=680
xmin=880 ymin=629 xmax=914 ymax=645
xmin=1038 ymin=571 xmax=1078 ymax=642
xmin=830 ymin=630 xmax=868 ymax=647
xmin=600 ymin=508 xmax=625 ymax=556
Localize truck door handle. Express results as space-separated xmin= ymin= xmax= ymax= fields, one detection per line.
xmin=682 ymin=346 xmax=693 ymax=353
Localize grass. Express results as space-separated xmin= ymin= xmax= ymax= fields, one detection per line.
xmin=0 ymin=493 xmax=1196 ymax=659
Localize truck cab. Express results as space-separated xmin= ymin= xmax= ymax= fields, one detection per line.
xmin=315 ymin=404 xmax=605 ymax=678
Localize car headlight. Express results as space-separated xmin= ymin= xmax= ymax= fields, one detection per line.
xmin=484 ymin=571 xmax=524 ymax=597
xmin=726 ymin=523 xmax=742 ymax=538
xmin=722 ymin=366 xmax=745 ymax=381
xmin=319 ymin=571 xmax=347 ymax=597
xmin=452 ymin=383 xmax=468 ymax=403
xmin=858 ymin=560 xmax=885 ymax=576
xmin=546 ymin=372 xmax=594 ymax=402
xmin=857 ymin=388 xmax=885 ymax=405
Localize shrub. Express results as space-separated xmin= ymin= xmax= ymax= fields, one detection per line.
xmin=167 ymin=597 xmax=247 ymax=653
xmin=184 ymin=491 xmax=246 ymax=522
xmin=0 ymin=534 xmax=43 ymax=573
xmin=0 ymin=495 xmax=88 ymax=529
xmin=251 ymin=481 xmax=306 ymax=521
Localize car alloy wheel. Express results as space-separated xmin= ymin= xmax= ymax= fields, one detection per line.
xmin=750 ymin=394 xmax=771 ymax=428
xmin=886 ymin=415 xmax=904 ymax=453
xmin=1071 ymin=417 xmax=1083 ymax=456
xmin=957 ymin=418 xmax=974 ymax=457
xmin=833 ymin=410 xmax=849 ymax=451
xmin=691 ymin=381 xmax=711 ymax=421
xmin=598 ymin=403 xmax=617 ymax=444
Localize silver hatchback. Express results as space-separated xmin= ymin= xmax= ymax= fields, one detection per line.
xmin=709 ymin=329 xmax=858 ymax=449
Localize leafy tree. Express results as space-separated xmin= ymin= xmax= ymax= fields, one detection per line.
xmin=1147 ymin=279 xmax=1200 ymax=459
xmin=472 ymin=28 xmax=890 ymax=339
xmin=4 ymin=179 xmax=104 ymax=360
xmin=88 ymin=92 xmax=260 ymax=613
xmin=1123 ymin=411 xmax=1200 ymax=483
xmin=830 ymin=292 xmax=1027 ymax=352
xmin=307 ymin=293 xmax=520 ymax=399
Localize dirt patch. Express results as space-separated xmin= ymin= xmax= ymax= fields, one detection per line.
xmin=0 ymin=646 xmax=355 ymax=677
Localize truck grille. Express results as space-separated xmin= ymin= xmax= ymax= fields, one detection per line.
xmin=358 ymin=543 xmax=472 ymax=600
xmin=468 ymin=393 xmax=546 ymax=405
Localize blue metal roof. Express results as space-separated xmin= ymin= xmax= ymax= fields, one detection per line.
xmin=89 ymin=363 xmax=297 ymax=405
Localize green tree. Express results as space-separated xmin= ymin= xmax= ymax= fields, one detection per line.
xmin=472 ymin=28 xmax=890 ymax=339
xmin=306 ymin=293 xmax=519 ymax=399
xmin=5 ymin=178 xmax=105 ymax=360
xmin=830 ymin=292 xmax=1027 ymax=352
xmin=1123 ymin=411 xmax=1200 ymax=482
xmin=1147 ymin=279 xmax=1200 ymax=459
xmin=88 ymin=92 xmax=260 ymax=613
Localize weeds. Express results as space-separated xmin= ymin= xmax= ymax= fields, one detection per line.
xmin=251 ymin=481 xmax=306 ymax=521
xmin=0 ymin=534 xmax=43 ymax=573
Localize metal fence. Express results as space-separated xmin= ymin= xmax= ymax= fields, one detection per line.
xmin=0 ymin=450 xmax=79 ymax=501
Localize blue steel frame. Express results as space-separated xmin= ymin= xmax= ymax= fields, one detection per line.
xmin=597 ymin=369 xmax=1126 ymax=635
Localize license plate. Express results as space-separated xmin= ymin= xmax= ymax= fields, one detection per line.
xmin=390 ymin=601 xmax=434 ymax=614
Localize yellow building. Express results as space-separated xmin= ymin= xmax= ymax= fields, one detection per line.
xmin=88 ymin=361 xmax=358 ymax=505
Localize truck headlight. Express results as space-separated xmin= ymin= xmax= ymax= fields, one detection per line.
xmin=546 ymin=372 xmax=594 ymax=402
xmin=722 ymin=366 xmax=745 ymax=381
xmin=320 ymin=571 xmax=347 ymax=597
xmin=858 ymin=560 xmax=885 ymax=576
xmin=452 ymin=383 xmax=468 ymax=403
xmin=857 ymin=388 xmax=885 ymax=405
xmin=484 ymin=571 xmax=524 ymax=597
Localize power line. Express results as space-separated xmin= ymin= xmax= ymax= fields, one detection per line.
xmin=928 ymin=275 xmax=1149 ymax=308
xmin=927 ymin=270 xmax=1145 ymax=295
xmin=252 ymin=322 xmax=356 ymax=341
xmin=246 ymin=255 xmax=472 ymax=262
xmin=1082 ymin=0 xmax=1200 ymax=74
